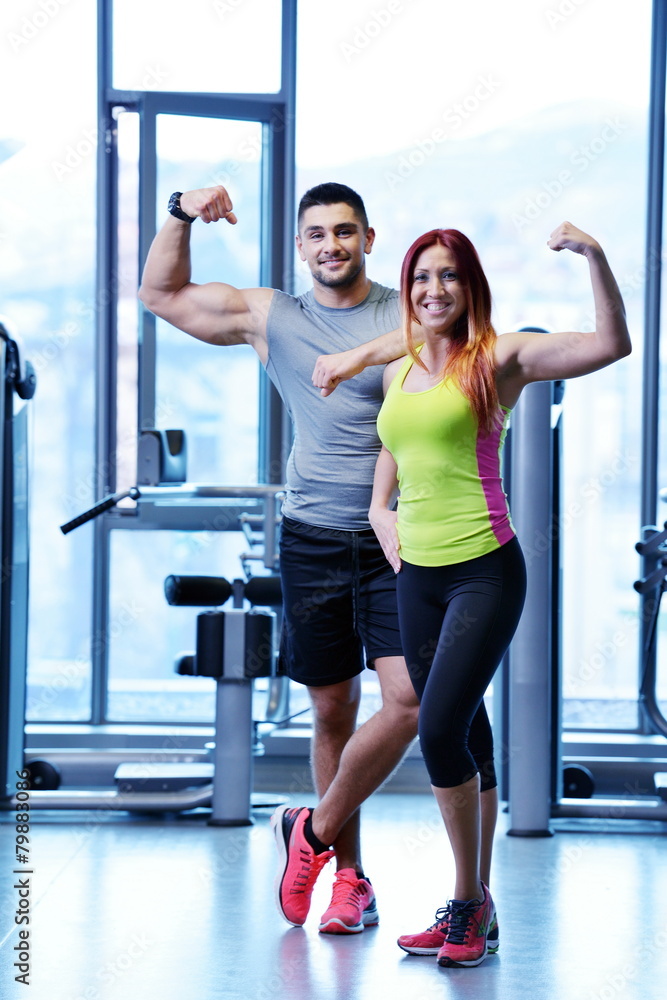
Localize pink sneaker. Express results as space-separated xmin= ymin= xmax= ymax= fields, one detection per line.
xmin=437 ymin=882 xmax=498 ymax=968
xmin=318 ymin=868 xmax=379 ymax=935
xmin=399 ymin=901 xmax=499 ymax=957
xmin=271 ymin=805 xmax=334 ymax=926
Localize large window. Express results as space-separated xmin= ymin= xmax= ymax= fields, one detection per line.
xmin=153 ymin=114 xmax=263 ymax=485
xmin=296 ymin=0 xmax=651 ymax=731
xmin=115 ymin=111 xmax=264 ymax=493
xmin=112 ymin=0 xmax=283 ymax=94
xmin=2 ymin=1 xmax=98 ymax=720
xmin=2 ymin=0 xmax=293 ymax=726
xmin=3 ymin=0 xmax=661 ymax=738
xmin=94 ymin=0 xmax=294 ymax=725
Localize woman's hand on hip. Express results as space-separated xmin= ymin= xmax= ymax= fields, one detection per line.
xmin=368 ymin=506 xmax=401 ymax=574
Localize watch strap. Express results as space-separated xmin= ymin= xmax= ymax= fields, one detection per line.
xmin=168 ymin=192 xmax=196 ymax=224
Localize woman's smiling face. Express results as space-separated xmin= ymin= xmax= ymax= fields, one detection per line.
xmin=410 ymin=244 xmax=467 ymax=336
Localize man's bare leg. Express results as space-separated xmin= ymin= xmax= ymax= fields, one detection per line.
xmin=310 ymin=656 xmax=419 ymax=858
xmin=307 ymin=675 xmax=363 ymax=870
xmin=310 ymin=661 xmax=498 ymax=882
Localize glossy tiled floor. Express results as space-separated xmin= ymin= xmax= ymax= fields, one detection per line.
xmin=1 ymin=792 xmax=666 ymax=1000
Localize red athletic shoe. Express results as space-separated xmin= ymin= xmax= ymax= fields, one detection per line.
xmin=437 ymin=882 xmax=498 ymax=968
xmin=318 ymin=868 xmax=379 ymax=935
xmin=399 ymin=901 xmax=499 ymax=956
xmin=271 ymin=805 xmax=334 ymax=926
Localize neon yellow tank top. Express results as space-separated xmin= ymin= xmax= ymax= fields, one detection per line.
xmin=376 ymin=355 xmax=514 ymax=567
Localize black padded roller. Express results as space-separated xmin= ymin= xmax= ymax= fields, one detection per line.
xmin=164 ymin=575 xmax=232 ymax=607
xmin=244 ymin=575 xmax=282 ymax=607
xmin=175 ymin=654 xmax=196 ymax=675
xmin=244 ymin=611 xmax=275 ymax=678
xmin=196 ymin=611 xmax=226 ymax=677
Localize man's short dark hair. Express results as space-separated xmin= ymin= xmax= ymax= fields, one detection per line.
xmin=297 ymin=182 xmax=369 ymax=231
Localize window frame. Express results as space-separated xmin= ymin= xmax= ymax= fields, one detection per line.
xmin=89 ymin=0 xmax=296 ymax=724
xmin=28 ymin=0 xmax=665 ymax=755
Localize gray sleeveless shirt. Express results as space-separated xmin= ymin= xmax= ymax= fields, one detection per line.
xmin=265 ymin=282 xmax=400 ymax=530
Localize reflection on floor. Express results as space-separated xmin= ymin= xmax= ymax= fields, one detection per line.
xmin=1 ymin=792 xmax=666 ymax=1000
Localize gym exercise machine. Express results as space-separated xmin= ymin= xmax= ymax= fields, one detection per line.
xmin=0 ymin=321 xmax=36 ymax=801
xmin=634 ymin=497 xmax=667 ymax=800
xmin=0 ymin=410 xmax=287 ymax=826
xmin=51 ymin=481 xmax=285 ymax=824
xmin=505 ymin=368 xmax=667 ymax=833
xmin=506 ymin=0 xmax=667 ymax=830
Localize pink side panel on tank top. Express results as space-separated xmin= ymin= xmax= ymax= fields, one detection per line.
xmin=475 ymin=416 xmax=515 ymax=547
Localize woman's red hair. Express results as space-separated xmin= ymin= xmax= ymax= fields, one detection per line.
xmin=400 ymin=229 xmax=500 ymax=433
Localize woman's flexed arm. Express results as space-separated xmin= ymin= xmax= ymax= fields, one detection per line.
xmin=495 ymin=222 xmax=631 ymax=404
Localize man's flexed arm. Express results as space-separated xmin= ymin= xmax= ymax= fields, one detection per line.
xmin=138 ymin=186 xmax=272 ymax=362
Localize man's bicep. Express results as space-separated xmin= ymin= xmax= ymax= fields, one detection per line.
xmin=147 ymin=282 xmax=272 ymax=353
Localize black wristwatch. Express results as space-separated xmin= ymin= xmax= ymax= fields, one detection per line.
xmin=168 ymin=192 xmax=196 ymax=223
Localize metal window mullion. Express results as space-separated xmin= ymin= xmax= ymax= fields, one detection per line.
xmin=280 ymin=0 xmax=298 ymax=287
xmin=138 ymin=101 xmax=158 ymax=434
xmin=91 ymin=0 xmax=117 ymax=724
xmin=278 ymin=0 xmax=298 ymax=477
xmin=258 ymin=0 xmax=297 ymax=485
xmin=639 ymin=0 xmax=667 ymax=734
xmin=258 ymin=117 xmax=284 ymax=485
xmin=111 ymin=90 xmax=281 ymax=120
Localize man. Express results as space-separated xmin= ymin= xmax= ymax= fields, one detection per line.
xmin=138 ymin=182 xmax=419 ymax=935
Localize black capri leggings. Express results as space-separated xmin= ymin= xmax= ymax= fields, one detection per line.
xmin=396 ymin=537 xmax=526 ymax=790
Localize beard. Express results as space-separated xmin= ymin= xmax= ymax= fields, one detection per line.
xmin=311 ymin=256 xmax=364 ymax=289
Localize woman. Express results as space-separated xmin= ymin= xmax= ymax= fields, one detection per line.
xmin=368 ymin=222 xmax=631 ymax=968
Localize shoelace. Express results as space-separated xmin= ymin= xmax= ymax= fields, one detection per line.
xmin=428 ymin=905 xmax=451 ymax=932
xmin=445 ymin=899 xmax=483 ymax=944
xmin=329 ymin=872 xmax=364 ymax=906
xmin=292 ymin=846 xmax=332 ymax=892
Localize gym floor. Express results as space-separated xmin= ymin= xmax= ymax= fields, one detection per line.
xmin=1 ymin=791 xmax=666 ymax=1000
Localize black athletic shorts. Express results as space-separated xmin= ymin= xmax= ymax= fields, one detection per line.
xmin=278 ymin=515 xmax=403 ymax=687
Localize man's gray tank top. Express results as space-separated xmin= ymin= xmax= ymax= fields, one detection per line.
xmin=265 ymin=282 xmax=400 ymax=530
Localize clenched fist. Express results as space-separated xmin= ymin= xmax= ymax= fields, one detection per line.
xmin=547 ymin=221 xmax=601 ymax=258
xmin=179 ymin=186 xmax=238 ymax=225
